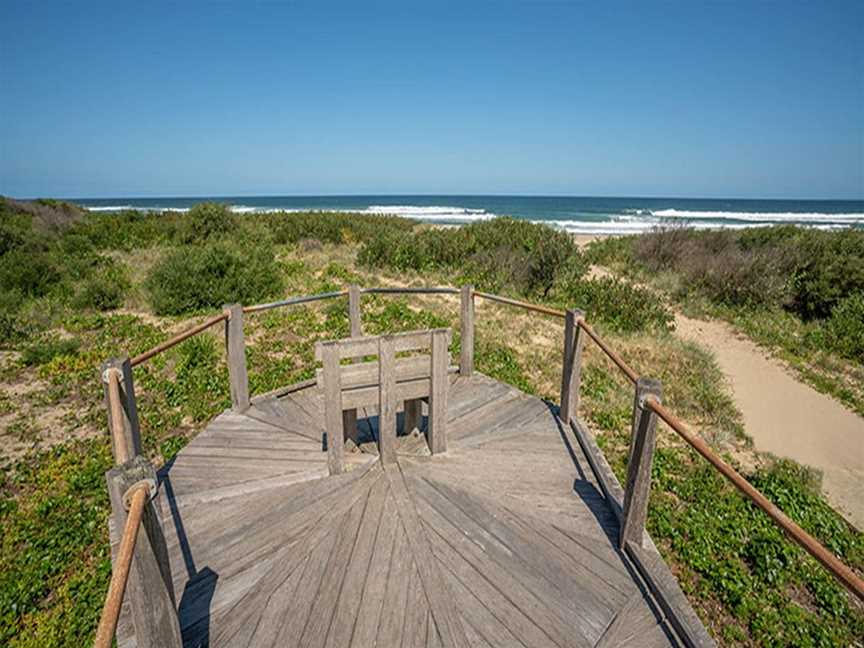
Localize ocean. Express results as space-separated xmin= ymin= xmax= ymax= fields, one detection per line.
xmin=74 ymin=196 xmax=864 ymax=235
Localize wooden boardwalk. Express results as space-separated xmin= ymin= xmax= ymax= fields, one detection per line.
xmin=112 ymin=373 xmax=707 ymax=647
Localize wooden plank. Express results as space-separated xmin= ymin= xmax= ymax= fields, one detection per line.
xmin=374 ymin=518 xmax=411 ymax=647
xmin=594 ymin=592 xmax=651 ymax=648
xmin=348 ymin=284 xmax=362 ymax=337
xmin=401 ymin=566 xmax=429 ymax=648
xmin=387 ymin=467 xmax=467 ymax=648
xmin=379 ymin=337 xmax=397 ymax=464
xmin=300 ymin=485 xmax=370 ymax=648
xmin=314 ymin=328 xmax=451 ymax=361
xmin=620 ymin=378 xmax=662 ymax=549
xmin=315 ymin=354 xmax=435 ymax=388
xmin=460 ymin=285 xmax=474 ymax=376
xmin=341 ymin=375 xmax=432 ymax=410
xmin=349 ymin=493 xmax=401 ymax=648
xmin=569 ymin=418 xmax=625 ymax=523
xmin=224 ymin=304 xmax=250 ymax=412
xmin=322 ymin=344 xmax=345 ymax=475
xmin=411 ymin=474 xmax=611 ymax=644
xmin=325 ymin=474 xmax=390 ymax=648
xmin=404 ymin=398 xmax=423 ymax=436
xmin=428 ymin=329 xmax=449 ymax=454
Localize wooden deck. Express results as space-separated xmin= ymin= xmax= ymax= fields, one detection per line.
xmin=112 ymin=373 xmax=708 ymax=647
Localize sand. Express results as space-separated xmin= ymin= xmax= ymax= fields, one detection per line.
xmin=674 ymin=313 xmax=864 ymax=529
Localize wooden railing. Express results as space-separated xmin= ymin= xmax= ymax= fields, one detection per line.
xmin=93 ymin=284 xmax=864 ymax=648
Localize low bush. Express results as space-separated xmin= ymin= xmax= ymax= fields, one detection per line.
xmin=74 ymin=262 xmax=130 ymax=311
xmin=0 ymin=248 xmax=60 ymax=298
xmin=20 ymin=336 xmax=81 ymax=367
xmin=177 ymin=202 xmax=236 ymax=243
xmin=820 ymin=294 xmax=864 ymax=362
xmin=553 ymin=277 xmax=674 ymax=333
xmin=145 ymin=241 xmax=282 ymax=315
xmin=360 ymin=217 xmax=579 ymax=297
xmin=261 ymin=210 xmax=415 ymax=246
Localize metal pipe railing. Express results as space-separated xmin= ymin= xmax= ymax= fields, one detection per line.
xmin=93 ymin=484 xmax=150 ymax=648
xmin=362 ymin=286 xmax=459 ymax=295
xmin=646 ymin=398 xmax=864 ymax=602
xmin=130 ymin=312 xmax=228 ymax=367
xmin=243 ymin=290 xmax=347 ymax=314
xmin=474 ymin=290 xmax=566 ymax=318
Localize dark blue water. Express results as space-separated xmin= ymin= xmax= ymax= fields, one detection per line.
xmin=74 ymin=195 xmax=864 ymax=234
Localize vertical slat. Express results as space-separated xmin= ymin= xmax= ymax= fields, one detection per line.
xmin=378 ymin=337 xmax=397 ymax=464
xmin=620 ymin=377 xmax=662 ymax=549
xmin=322 ymin=345 xmax=345 ymax=475
xmin=101 ymin=356 xmax=142 ymax=462
xmin=404 ymin=398 xmax=423 ymax=435
xmin=428 ymin=329 xmax=449 ymax=454
xmin=348 ymin=284 xmax=362 ymax=338
xmin=559 ymin=309 xmax=585 ymax=423
xmin=105 ymin=456 xmax=182 ymax=648
xmin=224 ymin=304 xmax=250 ymax=412
xmin=460 ymin=285 xmax=474 ymax=376
xmin=345 ymin=285 xmax=363 ymax=442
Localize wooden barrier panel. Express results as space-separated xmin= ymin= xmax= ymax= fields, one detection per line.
xmin=378 ymin=337 xmax=397 ymax=464
xmin=620 ymin=377 xmax=662 ymax=549
xmin=224 ymin=304 xmax=250 ymax=412
xmin=429 ymin=329 xmax=449 ymax=454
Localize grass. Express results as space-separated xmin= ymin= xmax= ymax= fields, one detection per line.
xmin=0 ymin=200 xmax=862 ymax=646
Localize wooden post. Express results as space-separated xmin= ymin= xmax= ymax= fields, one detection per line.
xmin=321 ymin=345 xmax=345 ymax=475
xmin=404 ymin=398 xmax=423 ymax=435
xmin=106 ymin=456 xmax=182 ymax=648
xmin=428 ymin=329 xmax=449 ymax=454
xmin=101 ymin=357 xmax=142 ymax=462
xmin=378 ymin=337 xmax=397 ymax=464
xmin=460 ymin=285 xmax=474 ymax=376
xmin=620 ymin=377 xmax=662 ymax=549
xmin=344 ymin=285 xmax=362 ymax=442
xmin=224 ymin=304 xmax=250 ymax=412
xmin=559 ymin=309 xmax=585 ymax=423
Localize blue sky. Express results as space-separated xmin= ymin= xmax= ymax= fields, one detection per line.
xmin=1 ymin=1 xmax=862 ymax=199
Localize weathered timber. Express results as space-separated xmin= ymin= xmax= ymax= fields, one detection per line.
xmin=102 ymin=357 xmax=142 ymax=462
xmin=620 ymin=377 xmax=662 ymax=549
xmin=460 ymin=285 xmax=474 ymax=376
xmin=428 ymin=329 xmax=449 ymax=454
xmin=321 ymin=344 xmax=345 ymax=475
xmin=378 ymin=337 xmax=397 ymax=464
xmin=559 ymin=308 xmax=585 ymax=423
xmin=224 ymin=304 xmax=250 ymax=412
xmin=404 ymin=398 xmax=423 ymax=434
xmin=106 ymin=456 xmax=182 ymax=648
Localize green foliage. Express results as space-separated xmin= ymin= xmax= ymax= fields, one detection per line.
xmin=73 ymin=261 xmax=130 ymax=311
xmin=178 ymin=202 xmax=236 ymax=243
xmin=553 ymin=277 xmax=674 ymax=333
xmin=820 ymin=293 xmax=864 ymax=362
xmin=0 ymin=248 xmax=60 ymax=299
xmin=70 ymin=209 xmax=178 ymax=251
xmin=360 ymin=217 xmax=579 ymax=297
xmin=20 ymin=337 xmax=80 ymax=367
xmin=146 ymin=241 xmax=282 ymax=315
xmin=261 ymin=210 xmax=415 ymax=246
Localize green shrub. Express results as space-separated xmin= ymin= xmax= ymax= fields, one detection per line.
xmin=178 ymin=202 xmax=236 ymax=243
xmin=21 ymin=336 xmax=80 ymax=366
xmin=821 ymin=294 xmax=864 ymax=362
xmin=71 ymin=209 xmax=178 ymax=250
xmin=553 ymin=277 xmax=674 ymax=333
xmin=146 ymin=241 xmax=282 ymax=315
xmin=74 ymin=262 xmax=130 ymax=311
xmin=359 ymin=217 xmax=578 ymax=297
xmin=262 ymin=210 xmax=415 ymax=246
xmin=0 ymin=248 xmax=60 ymax=298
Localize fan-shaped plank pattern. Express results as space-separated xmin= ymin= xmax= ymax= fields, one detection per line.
xmin=111 ymin=373 xmax=705 ymax=648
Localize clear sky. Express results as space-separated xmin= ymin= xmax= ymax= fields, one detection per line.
xmin=1 ymin=1 xmax=862 ymax=199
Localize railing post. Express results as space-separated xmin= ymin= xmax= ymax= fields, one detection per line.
xmin=428 ymin=329 xmax=449 ymax=454
xmin=460 ymin=285 xmax=474 ymax=376
xmin=224 ymin=304 xmax=250 ymax=412
xmin=105 ymin=456 xmax=182 ymax=648
xmin=620 ymin=377 xmax=662 ymax=549
xmin=321 ymin=344 xmax=345 ymax=474
xmin=101 ymin=357 xmax=142 ymax=463
xmin=559 ymin=309 xmax=585 ymax=423
xmin=378 ymin=337 xmax=397 ymax=464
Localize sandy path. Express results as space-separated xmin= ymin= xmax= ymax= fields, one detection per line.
xmin=675 ymin=314 xmax=864 ymax=529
